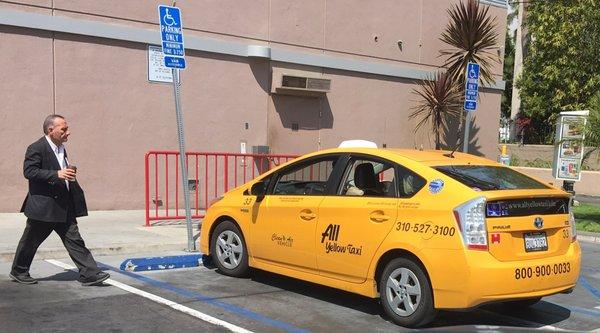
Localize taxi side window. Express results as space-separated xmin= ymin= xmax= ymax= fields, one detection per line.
xmin=273 ymin=156 xmax=337 ymax=195
xmin=397 ymin=165 xmax=426 ymax=198
xmin=339 ymin=159 xmax=397 ymax=197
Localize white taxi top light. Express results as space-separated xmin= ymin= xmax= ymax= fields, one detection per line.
xmin=454 ymin=197 xmax=488 ymax=250
xmin=338 ymin=140 xmax=378 ymax=148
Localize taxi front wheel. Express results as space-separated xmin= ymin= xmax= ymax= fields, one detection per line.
xmin=379 ymin=258 xmax=436 ymax=327
xmin=210 ymin=220 xmax=249 ymax=277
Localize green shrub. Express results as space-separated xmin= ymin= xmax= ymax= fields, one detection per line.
xmin=509 ymin=154 xmax=521 ymax=166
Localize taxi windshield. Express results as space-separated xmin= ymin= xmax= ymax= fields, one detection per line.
xmin=434 ymin=165 xmax=550 ymax=191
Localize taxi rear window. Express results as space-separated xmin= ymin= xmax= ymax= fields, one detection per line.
xmin=434 ymin=165 xmax=550 ymax=191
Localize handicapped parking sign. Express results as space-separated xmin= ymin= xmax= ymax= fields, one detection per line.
xmin=464 ymin=62 xmax=480 ymax=111
xmin=467 ymin=63 xmax=480 ymax=80
xmin=158 ymin=5 xmax=186 ymax=69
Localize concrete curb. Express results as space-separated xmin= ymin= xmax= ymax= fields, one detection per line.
xmin=0 ymin=243 xmax=189 ymax=262
xmin=578 ymin=232 xmax=600 ymax=244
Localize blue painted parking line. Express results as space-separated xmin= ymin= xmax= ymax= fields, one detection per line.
xmin=562 ymin=304 xmax=600 ymax=318
xmin=120 ymin=254 xmax=203 ymax=272
xmin=98 ymin=262 xmax=309 ymax=333
xmin=578 ymin=276 xmax=600 ymax=300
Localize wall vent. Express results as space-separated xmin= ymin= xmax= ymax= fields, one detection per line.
xmin=273 ymin=74 xmax=331 ymax=97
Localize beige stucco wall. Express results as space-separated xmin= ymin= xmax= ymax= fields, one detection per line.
xmin=0 ymin=0 xmax=507 ymax=212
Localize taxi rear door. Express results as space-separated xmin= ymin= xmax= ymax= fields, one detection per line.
xmin=316 ymin=156 xmax=399 ymax=283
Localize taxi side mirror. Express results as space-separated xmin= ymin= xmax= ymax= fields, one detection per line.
xmin=251 ymin=181 xmax=267 ymax=201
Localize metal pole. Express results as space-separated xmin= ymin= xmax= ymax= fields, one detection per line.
xmin=462 ymin=110 xmax=472 ymax=153
xmin=172 ymin=68 xmax=196 ymax=252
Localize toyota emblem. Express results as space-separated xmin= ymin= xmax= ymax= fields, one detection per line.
xmin=534 ymin=217 xmax=544 ymax=229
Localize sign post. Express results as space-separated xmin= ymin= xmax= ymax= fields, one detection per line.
xmin=158 ymin=5 xmax=195 ymax=252
xmin=552 ymin=110 xmax=589 ymax=193
xmin=463 ymin=62 xmax=480 ymax=153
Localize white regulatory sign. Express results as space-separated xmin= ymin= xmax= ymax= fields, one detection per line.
xmin=147 ymin=45 xmax=173 ymax=83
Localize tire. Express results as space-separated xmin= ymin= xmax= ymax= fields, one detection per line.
xmin=502 ymin=297 xmax=542 ymax=309
xmin=210 ymin=220 xmax=249 ymax=277
xmin=379 ymin=257 xmax=437 ymax=327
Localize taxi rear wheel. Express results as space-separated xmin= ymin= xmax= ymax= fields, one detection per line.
xmin=210 ymin=220 xmax=249 ymax=277
xmin=379 ymin=257 xmax=436 ymax=327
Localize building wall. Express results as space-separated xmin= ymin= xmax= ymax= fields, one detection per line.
xmin=0 ymin=0 xmax=507 ymax=211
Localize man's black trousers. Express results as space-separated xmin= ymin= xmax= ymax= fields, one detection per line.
xmin=11 ymin=214 xmax=100 ymax=279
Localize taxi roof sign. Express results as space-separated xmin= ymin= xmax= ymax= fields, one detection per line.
xmin=338 ymin=140 xmax=378 ymax=148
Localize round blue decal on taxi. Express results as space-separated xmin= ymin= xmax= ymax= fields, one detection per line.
xmin=429 ymin=179 xmax=444 ymax=194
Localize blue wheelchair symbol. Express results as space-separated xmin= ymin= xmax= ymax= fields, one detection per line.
xmin=162 ymin=8 xmax=176 ymax=26
xmin=467 ymin=63 xmax=480 ymax=80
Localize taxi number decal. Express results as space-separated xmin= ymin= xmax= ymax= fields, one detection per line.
xmin=395 ymin=222 xmax=456 ymax=237
xmin=514 ymin=262 xmax=571 ymax=280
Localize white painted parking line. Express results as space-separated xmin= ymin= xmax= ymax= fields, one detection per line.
xmin=45 ymin=259 xmax=254 ymax=333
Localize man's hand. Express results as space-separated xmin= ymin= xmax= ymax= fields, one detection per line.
xmin=57 ymin=169 xmax=76 ymax=181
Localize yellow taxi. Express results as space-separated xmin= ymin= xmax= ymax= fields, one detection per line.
xmin=199 ymin=143 xmax=581 ymax=327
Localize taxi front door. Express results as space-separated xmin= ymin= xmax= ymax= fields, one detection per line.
xmin=250 ymin=156 xmax=338 ymax=274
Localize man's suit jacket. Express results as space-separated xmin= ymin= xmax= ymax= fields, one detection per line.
xmin=20 ymin=137 xmax=88 ymax=223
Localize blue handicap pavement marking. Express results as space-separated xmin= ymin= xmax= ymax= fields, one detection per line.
xmin=100 ymin=261 xmax=310 ymax=333
xmin=578 ymin=275 xmax=600 ymax=300
xmin=120 ymin=254 xmax=202 ymax=272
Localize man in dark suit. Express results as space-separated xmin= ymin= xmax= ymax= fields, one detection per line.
xmin=10 ymin=114 xmax=110 ymax=286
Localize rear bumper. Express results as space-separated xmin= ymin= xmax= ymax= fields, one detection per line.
xmin=428 ymin=241 xmax=581 ymax=309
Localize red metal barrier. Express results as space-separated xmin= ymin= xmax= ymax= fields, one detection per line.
xmin=145 ymin=151 xmax=298 ymax=226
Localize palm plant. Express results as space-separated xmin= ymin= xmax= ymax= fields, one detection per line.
xmin=439 ymin=0 xmax=500 ymax=86
xmin=409 ymin=72 xmax=462 ymax=150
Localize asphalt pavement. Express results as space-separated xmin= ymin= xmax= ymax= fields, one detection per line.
xmin=0 ymin=210 xmax=599 ymax=332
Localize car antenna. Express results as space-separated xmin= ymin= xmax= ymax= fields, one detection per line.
xmin=444 ymin=130 xmax=464 ymax=158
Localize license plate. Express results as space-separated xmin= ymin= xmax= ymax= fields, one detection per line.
xmin=524 ymin=232 xmax=548 ymax=252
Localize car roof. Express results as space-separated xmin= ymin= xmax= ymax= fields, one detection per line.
xmin=308 ymin=148 xmax=498 ymax=167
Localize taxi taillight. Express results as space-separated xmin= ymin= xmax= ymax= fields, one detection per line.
xmin=569 ymin=199 xmax=577 ymax=242
xmin=454 ymin=197 xmax=488 ymax=251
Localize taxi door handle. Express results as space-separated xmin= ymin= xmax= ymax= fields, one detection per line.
xmin=299 ymin=210 xmax=317 ymax=221
xmin=370 ymin=211 xmax=390 ymax=222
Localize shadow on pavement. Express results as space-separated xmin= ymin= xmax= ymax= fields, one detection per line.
xmin=37 ymin=271 xmax=78 ymax=282
xmin=246 ymin=268 xmax=571 ymax=329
